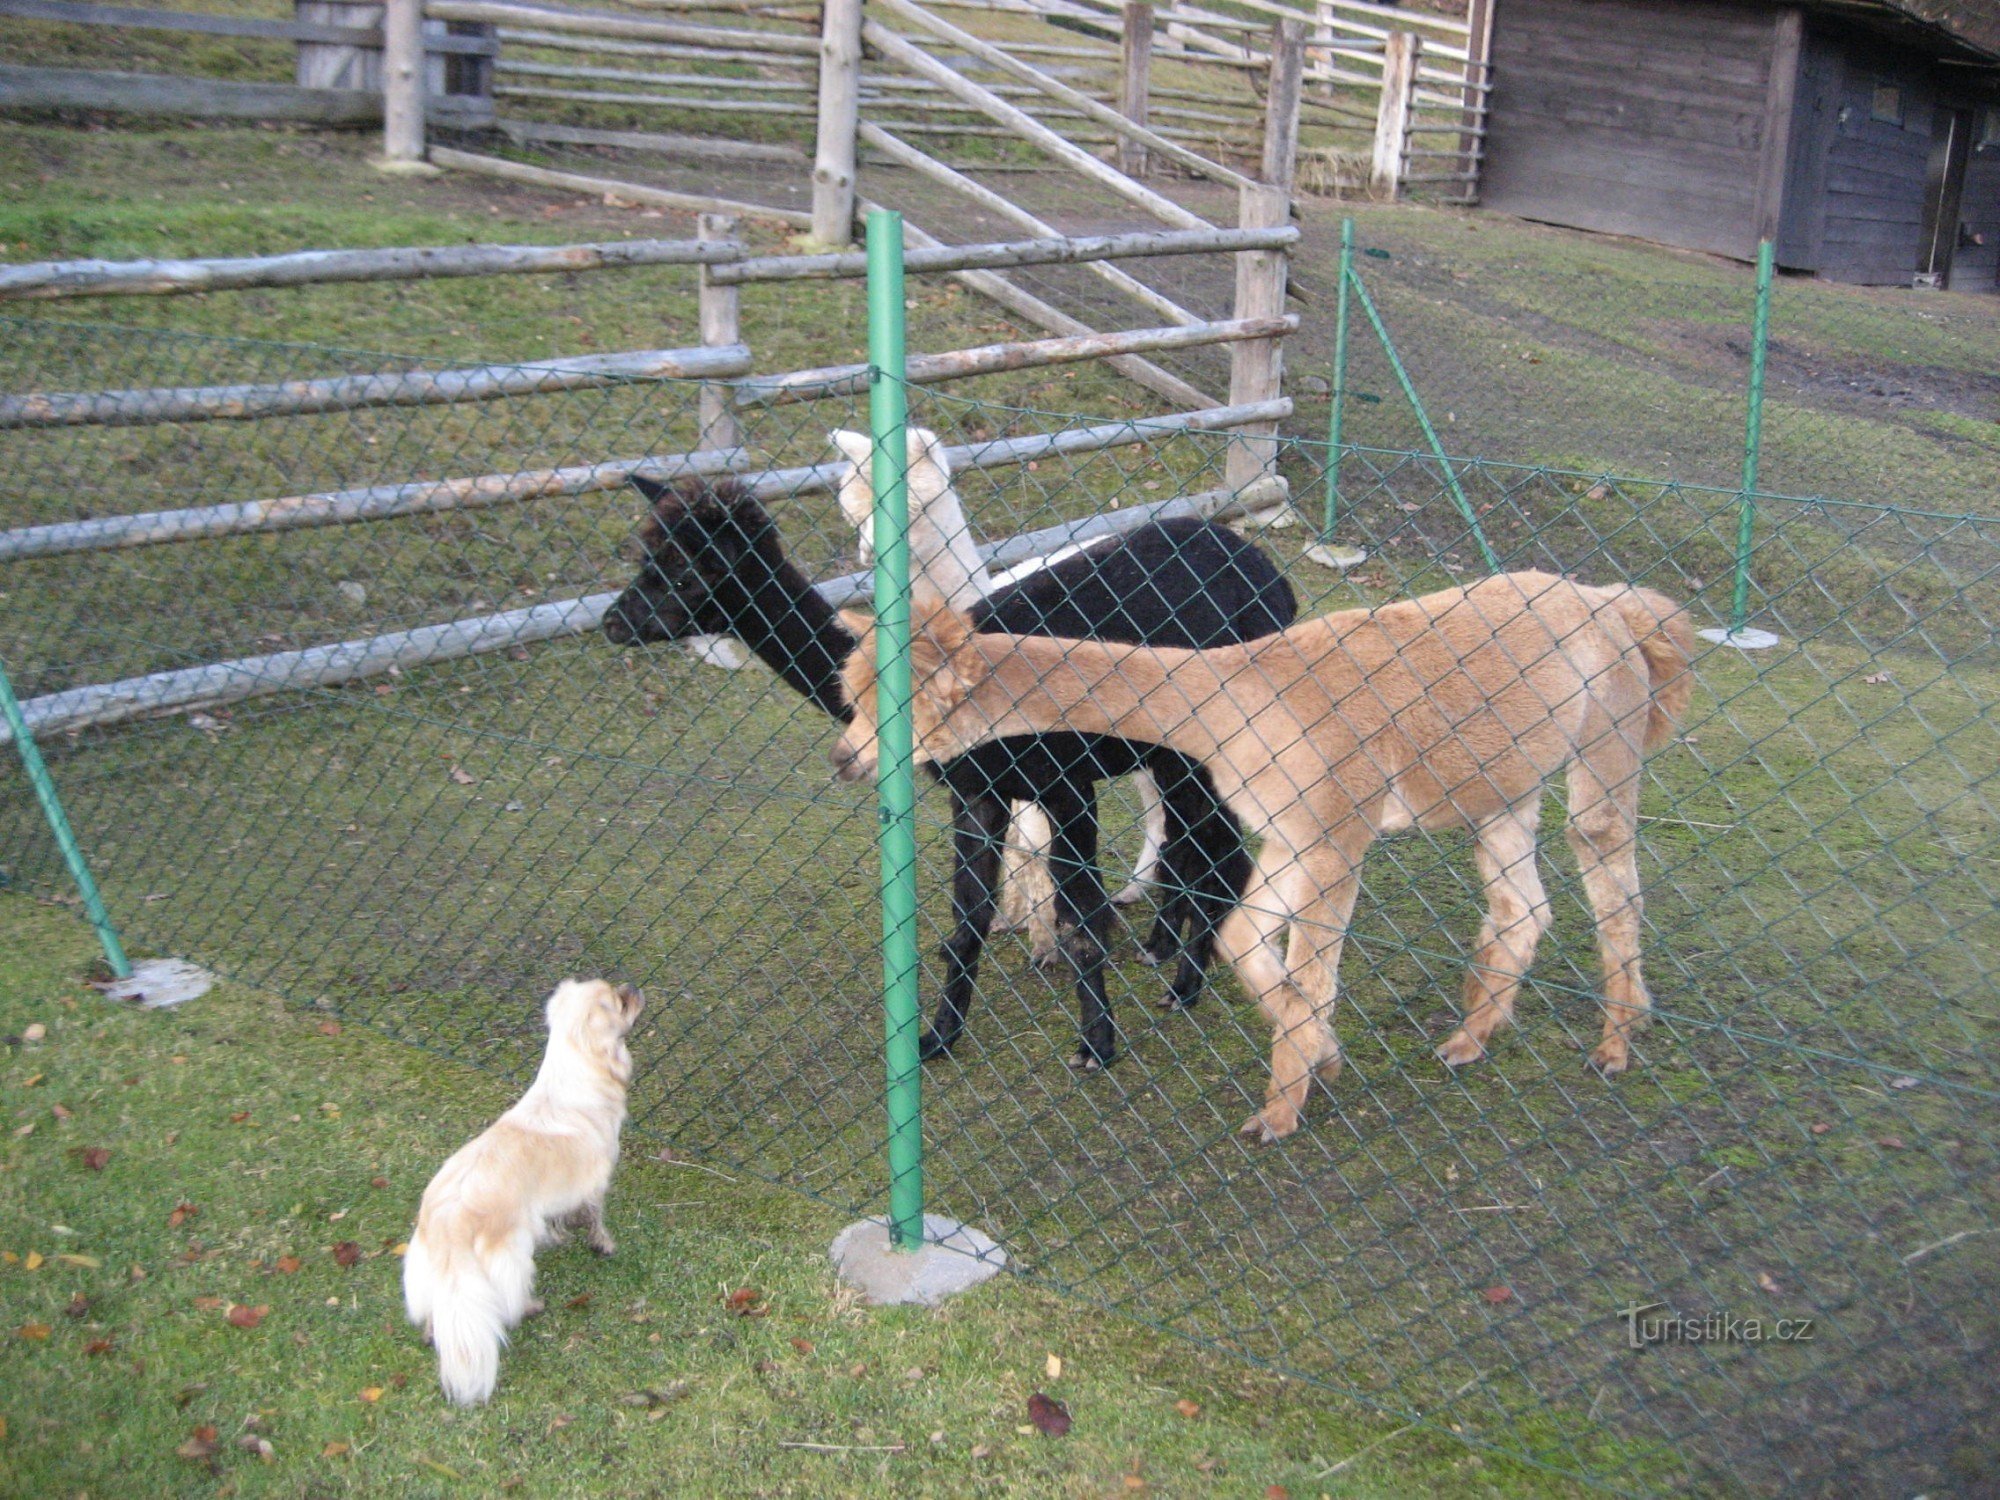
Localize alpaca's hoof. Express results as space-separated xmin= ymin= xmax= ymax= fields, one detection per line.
xmin=1110 ymin=881 xmax=1149 ymax=908
xmin=917 ymin=1030 xmax=955 ymax=1062
xmin=1239 ymin=1105 xmax=1299 ymax=1144
xmin=1067 ymin=1050 xmax=1111 ymax=1074
xmin=1029 ymin=940 xmax=1064 ymax=969
xmin=1435 ymin=1032 xmax=1487 ymax=1068
xmin=1134 ymin=945 xmax=1167 ymax=969
xmin=1152 ymin=991 xmax=1195 ymax=1012
xmin=1587 ymin=1040 xmax=1631 ymax=1077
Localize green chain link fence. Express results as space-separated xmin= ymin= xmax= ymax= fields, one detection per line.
xmin=1 ymin=218 xmax=1994 ymax=1495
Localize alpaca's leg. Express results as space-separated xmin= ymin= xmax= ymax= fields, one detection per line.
xmin=1438 ymin=803 xmax=1550 ymax=1068
xmin=1112 ymin=770 xmax=1167 ymax=906
xmin=1042 ymin=782 xmax=1117 ymax=1071
xmin=1217 ymin=853 xmax=1353 ymax=1143
xmin=925 ymin=790 xmax=1009 ymax=1059
xmin=1138 ymin=768 xmax=1199 ymax=971
xmin=992 ymin=803 xmax=1056 ymax=965
xmin=1566 ymin=761 xmax=1650 ymax=1075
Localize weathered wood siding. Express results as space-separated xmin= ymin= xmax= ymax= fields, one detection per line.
xmin=1480 ymin=0 xmax=1786 ymax=259
xmin=1958 ymin=129 xmax=2000 ymax=289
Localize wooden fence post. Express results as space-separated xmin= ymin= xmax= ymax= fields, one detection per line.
xmin=1225 ymin=182 xmax=1289 ymax=501
xmin=378 ymin=0 xmax=431 ymax=171
xmin=697 ymin=213 xmax=742 ymax=456
xmin=1119 ymin=2 xmax=1153 ymax=178
xmin=1370 ymin=30 xmax=1419 ymax=200
xmin=812 ymin=0 xmax=863 ymax=247
xmin=1261 ymin=17 xmax=1304 ymax=196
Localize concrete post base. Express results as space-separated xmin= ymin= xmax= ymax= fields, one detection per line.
xmin=830 ymin=1213 xmax=1006 ymax=1306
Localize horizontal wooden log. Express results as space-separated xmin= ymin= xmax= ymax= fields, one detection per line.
xmin=0 ymin=236 xmax=736 ymax=301
xmin=0 ymin=344 xmax=753 ymax=431
xmin=0 ymin=448 xmax=750 ymax=563
xmin=857 ymin=123 xmax=1195 ymax=328
xmin=734 ymin=317 xmax=1295 ymax=405
xmin=496 ymin=117 xmax=803 ymax=162
xmin=428 ymin=146 xmax=814 ymax=226
xmin=494 ymin=82 xmax=815 ymax=113
xmin=0 ymin=0 xmax=496 ymax=50
xmin=497 ymin=26 xmax=815 ymax=68
xmin=3 ymin=459 xmax=1289 ymax=742
xmin=870 ymin=0 xmax=1256 ymax=192
xmin=860 ymin=20 xmax=1212 ymax=232
xmin=0 ymin=62 xmax=382 ymax=124
xmin=710 ymin=224 xmax=1296 ymax=283
xmin=499 ymin=58 xmax=814 ymax=91
xmin=425 ymin=0 xmax=820 ymax=53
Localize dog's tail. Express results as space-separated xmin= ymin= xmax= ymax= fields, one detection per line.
xmin=1602 ymin=585 xmax=1696 ymax=751
xmin=406 ymin=1228 xmax=528 ymax=1407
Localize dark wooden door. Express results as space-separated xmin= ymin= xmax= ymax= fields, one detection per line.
xmin=1776 ymin=35 xmax=1842 ymax=270
xmin=1918 ymin=106 xmax=1974 ymax=285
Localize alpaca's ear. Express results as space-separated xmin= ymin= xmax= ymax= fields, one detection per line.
xmin=906 ymin=427 xmax=950 ymax=482
xmin=836 ymin=607 xmax=875 ymax=644
xmin=829 ymin=430 xmax=873 ymax=469
xmin=627 ymin=473 xmax=670 ymax=503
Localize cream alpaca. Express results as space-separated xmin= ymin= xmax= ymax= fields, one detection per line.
xmin=833 ymin=572 xmax=1693 ymax=1142
xmin=403 ymin=979 xmax=644 ymax=1404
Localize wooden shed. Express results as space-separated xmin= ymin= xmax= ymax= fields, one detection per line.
xmin=1476 ymin=0 xmax=2000 ymax=291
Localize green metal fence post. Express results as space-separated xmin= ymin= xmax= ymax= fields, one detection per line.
xmin=1729 ymin=239 xmax=1775 ymax=635
xmin=866 ymin=208 xmax=925 ymax=1253
xmin=1322 ymin=217 xmax=1354 ymax=541
xmin=0 ymin=654 xmax=131 ymax=978
xmin=1346 ymin=267 xmax=1500 ymax=572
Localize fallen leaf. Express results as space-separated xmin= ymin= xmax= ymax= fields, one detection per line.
xmin=227 ymin=1304 xmax=268 ymax=1329
xmin=192 ymin=1296 xmax=226 ymax=1311
xmin=1810 ymin=1122 xmax=1831 ymax=1135
xmin=1862 ymin=672 xmax=1892 ymax=685
xmin=416 ymin=1456 xmax=466 ymax=1479
xmin=848 ymin=1362 xmax=867 ymax=1379
xmin=789 ymin=1337 xmax=814 ymax=1356
xmin=332 ymin=1242 xmax=362 ymax=1268
xmin=1265 ymin=1488 xmax=1291 ymax=1500
xmin=24 ymin=1251 xmax=43 ymax=1271
xmin=192 ymin=1423 xmax=219 ymax=1442
xmin=1 ymin=1252 xmax=14 ymax=1265
xmin=22 ymin=1074 xmax=41 ymax=1088
xmin=970 ymin=1444 xmax=993 ymax=1459
xmin=359 ymin=1387 xmax=385 ymax=1404
xmin=1877 ymin=1136 xmax=1907 ymax=1151
xmin=176 ymin=1435 xmax=220 ymax=1461
xmin=565 ymin=1293 xmax=593 ymax=1310
xmin=390 ymin=1372 xmax=408 ymax=1389
xmin=85 ymin=1337 xmax=114 ymax=1355
xmin=316 ymin=1019 xmax=343 ymax=1037
xmin=724 ymin=1287 xmax=765 ymax=1316
xmin=51 ymin=1103 xmax=71 ymax=1121
xmin=1482 ymin=1285 xmax=1514 ymax=1304
xmin=168 ymin=1203 xmax=197 ymax=1229
xmin=1026 ymin=1391 xmax=1071 ymax=1437
xmin=12 ymin=1123 xmax=33 ymax=1138
xmin=370 ymin=1176 xmax=389 ymax=1189
xmin=1889 ymin=1076 xmax=1919 ymax=1090
xmin=16 ymin=1322 xmax=51 ymax=1340
xmin=449 ymin=766 xmax=476 ymax=785
xmin=56 ymin=1253 xmax=100 ymax=1269
xmin=238 ymin=1434 xmax=275 ymax=1462
xmin=1756 ymin=1272 xmax=1781 ymax=1295
xmin=1175 ymin=1398 xmax=1202 ymax=1419
xmin=79 ymin=1147 xmax=111 ymax=1171
xmin=275 ymin=1256 xmax=302 ymax=1274
xmin=1045 ymin=1353 xmax=1062 ymax=1380
xmin=22 ymin=1023 xmax=45 ymax=1042
xmin=321 ymin=1441 xmax=351 ymax=1458
xmin=228 ymin=1112 xmax=251 ymax=1125
xmin=754 ymin=1358 xmax=781 ymax=1375
xmin=66 ymin=1292 xmax=89 ymax=1319
xmin=390 ymin=1242 xmax=409 ymax=1258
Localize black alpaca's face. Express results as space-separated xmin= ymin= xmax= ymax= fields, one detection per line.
xmin=603 ymin=497 xmax=741 ymax=646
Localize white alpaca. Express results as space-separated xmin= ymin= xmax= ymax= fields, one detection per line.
xmin=830 ymin=429 xmax=1169 ymax=934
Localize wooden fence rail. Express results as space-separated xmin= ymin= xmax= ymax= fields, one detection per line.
xmin=0 ymin=344 xmax=752 ymax=431
xmin=709 ymin=224 xmax=1297 ymax=284
xmin=0 ymin=238 xmax=738 ymax=301
xmin=0 ymin=463 xmax=1283 ymax=744
xmin=0 ymin=0 xmax=495 ymax=51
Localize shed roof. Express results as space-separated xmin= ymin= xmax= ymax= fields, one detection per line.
xmin=1807 ymin=0 xmax=2000 ymax=61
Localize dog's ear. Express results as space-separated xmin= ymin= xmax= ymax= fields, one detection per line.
xmin=829 ymin=429 xmax=873 ymax=470
xmin=614 ymin=983 xmax=645 ymax=1023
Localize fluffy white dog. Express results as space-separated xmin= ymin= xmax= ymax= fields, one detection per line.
xmin=402 ymin=978 xmax=644 ymax=1405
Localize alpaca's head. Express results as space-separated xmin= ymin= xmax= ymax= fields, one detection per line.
xmin=829 ymin=428 xmax=977 ymax=586
xmin=829 ymin=595 xmax=982 ymax=782
xmin=604 ymin=474 xmax=782 ymax=644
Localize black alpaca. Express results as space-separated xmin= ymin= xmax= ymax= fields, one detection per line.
xmin=603 ymin=476 xmax=1297 ymax=1068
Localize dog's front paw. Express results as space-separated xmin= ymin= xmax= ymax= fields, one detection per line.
xmin=523 ymin=1297 xmax=546 ymax=1319
xmin=589 ymin=1230 xmax=616 ymax=1257
xmin=1239 ymin=1104 xmax=1300 ymax=1144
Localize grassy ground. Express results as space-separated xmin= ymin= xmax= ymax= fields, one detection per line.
xmin=0 ymin=895 xmax=1598 ymax=1500
xmin=1 ymin=121 xmax=1996 ymax=1496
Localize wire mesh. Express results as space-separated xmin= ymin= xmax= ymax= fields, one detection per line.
xmin=1 ymin=254 xmax=1995 ymax=1499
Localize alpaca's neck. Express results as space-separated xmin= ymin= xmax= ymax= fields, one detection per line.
xmin=727 ymin=555 xmax=855 ymax=722
xmin=961 ymin=634 xmax=1234 ymax=763
xmin=911 ymin=488 xmax=990 ymax=610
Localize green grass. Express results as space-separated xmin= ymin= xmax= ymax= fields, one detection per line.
xmin=0 ymin=121 xmax=1996 ymax=1495
xmin=0 ymin=896 xmax=1600 ymax=1499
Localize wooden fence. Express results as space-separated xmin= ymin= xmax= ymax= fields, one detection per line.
xmin=0 ymin=221 xmax=1293 ymax=735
